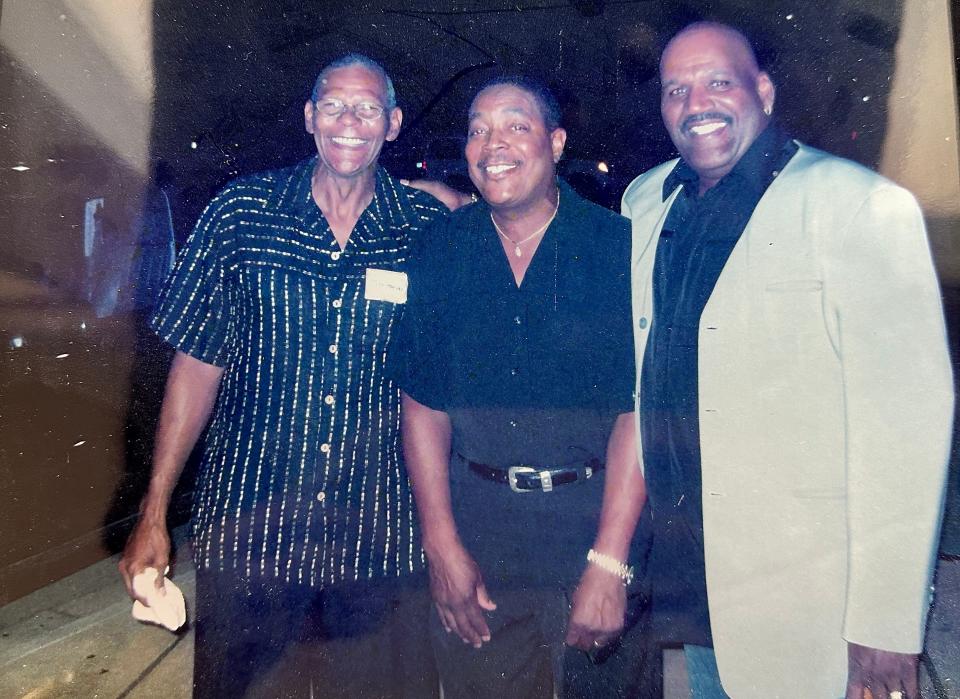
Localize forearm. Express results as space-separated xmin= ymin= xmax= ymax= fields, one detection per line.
xmin=140 ymin=351 xmax=224 ymax=522
xmin=591 ymin=412 xmax=646 ymax=562
xmin=400 ymin=392 xmax=461 ymax=556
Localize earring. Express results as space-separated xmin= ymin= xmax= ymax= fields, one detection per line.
xmin=764 ymin=105 xmax=772 ymax=116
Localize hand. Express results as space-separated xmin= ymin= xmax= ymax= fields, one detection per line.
xmin=564 ymin=563 xmax=627 ymax=651
xmin=845 ymin=642 xmax=919 ymax=699
xmin=426 ymin=544 xmax=497 ymax=648
xmin=401 ymin=179 xmax=475 ymax=211
xmin=118 ymin=517 xmax=171 ymax=604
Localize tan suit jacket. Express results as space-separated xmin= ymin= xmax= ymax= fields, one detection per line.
xmin=623 ymin=144 xmax=953 ymax=698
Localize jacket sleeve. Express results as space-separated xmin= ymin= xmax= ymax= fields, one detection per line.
xmin=827 ymin=182 xmax=954 ymax=652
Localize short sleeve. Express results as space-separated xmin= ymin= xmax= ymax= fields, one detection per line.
xmin=390 ymin=217 xmax=453 ymax=410
xmin=149 ymin=185 xmax=237 ymax=366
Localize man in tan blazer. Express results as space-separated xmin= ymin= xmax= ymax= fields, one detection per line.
xmin=622 ymin=21 xmax=953 ymax=698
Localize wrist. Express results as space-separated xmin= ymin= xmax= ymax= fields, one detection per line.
xmin=138 ymin=495 xmax=170 ymax=524
xmin=422 ymin=528 xmax=464 ymax=561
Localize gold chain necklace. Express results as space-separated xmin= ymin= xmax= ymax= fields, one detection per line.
xmin=490 ymin=191 xmax=560 ymax=257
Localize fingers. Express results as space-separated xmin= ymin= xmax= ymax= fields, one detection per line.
xmin=437 ymin=597 xmax=491 ymax=648
xmin=118 ymin=524 xmax=171 ymax=604
xmin=459 ymin=601 xmax=492 ymax=648
xmin=846 ymin=644 xmax=919 ymax=699
xmin=118 ymin=556 xmax=154 ymax=604
xmin=435 ymin=602 xmax=455 ymax=634
xmin=848 ymin=679 xmax=914 ymax=699
xmin=475 ymin=582 xmax=497 ymax=611
xmin=564 ymin=573 xmax=626 ymax=651
xmin=564 ymin=619 xmax=618 ymax=651
xmin=117 ymin=559 xmax=138 ymax=601
xmin=433 ymin=582 xmax=494 ymax=648
xmin=427 ymin=548 xmax=495 ymax=648
xmin=564 ymin=622 xmax=590 ymax=650
xmin=564 ymin=603 xmax=623 ymax=651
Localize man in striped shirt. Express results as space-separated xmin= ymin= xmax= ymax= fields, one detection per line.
xmin=119 ymin=54 xmax=446 ymax=697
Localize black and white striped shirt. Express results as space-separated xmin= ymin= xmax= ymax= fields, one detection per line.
xmin=151 ymin=157 xmax=445 ymax=587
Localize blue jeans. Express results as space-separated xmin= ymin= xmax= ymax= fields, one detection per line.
xmin=684 ymin=645 xmax=730 ymax=699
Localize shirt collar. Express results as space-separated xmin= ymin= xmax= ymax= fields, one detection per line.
xmin=662 ymin=123 xmax=795 ymax=201
xmin=478 ymin=179 xmax=587 ymax=243
xmin=267 ymin=157 xmax=414 ymax=240
xmin=266 ymin=156 xmax=316 ymax=214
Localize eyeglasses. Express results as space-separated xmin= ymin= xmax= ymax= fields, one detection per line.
xmin=313 ymin=99 xmax=386 ymax=123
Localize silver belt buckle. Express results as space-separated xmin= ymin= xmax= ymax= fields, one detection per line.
xmin=507 ymin=465 xmax=537 ymax=493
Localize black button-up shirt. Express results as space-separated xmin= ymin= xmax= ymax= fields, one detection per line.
xmin=393 ymin=182 xmax=637 ymax=586
xmin=395 ymin=181 xmax=635 ymax=469
xmin=151 ymin=157 xmax=445 ymax=587
xmin=641 ymin=125 xmax=798 ymax=644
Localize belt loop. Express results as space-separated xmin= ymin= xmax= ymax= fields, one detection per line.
xmin=539 ymin=470 xmax=554 ymax=492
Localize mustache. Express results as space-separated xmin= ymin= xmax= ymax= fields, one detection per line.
xmin=682 ymin=112 xmax=732 ymax=132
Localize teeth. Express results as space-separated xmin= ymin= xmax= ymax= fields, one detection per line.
xmin=485 ymin=164 xmax=516 ymax=174
xmin=332 ymin=137 xmax=365 ymax=145
xmin=690 ymin=122 xmax=726 ymax=136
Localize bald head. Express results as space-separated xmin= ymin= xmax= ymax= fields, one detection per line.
xmin=661 ymin=22 xmax=761 ymax=76
xmin=659 ymin=22 xmax=776 ymax=193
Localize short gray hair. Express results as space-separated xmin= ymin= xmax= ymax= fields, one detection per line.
xmin=311 ymin=53 xmax=397 ymax=110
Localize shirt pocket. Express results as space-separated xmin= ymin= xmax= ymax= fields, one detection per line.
xmin=758 ymin=278 xmax=831 ymax=360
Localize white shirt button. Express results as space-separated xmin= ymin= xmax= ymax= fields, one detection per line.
xmin=328 ymin=344 xmax=337 ymax=354
xmin=320 ymin=443 xmax=331 ymax=453
xmin=331 ymin=251 xmax=342 ymax=261
xmin=324 ymin=395 xmax=335 ymax=405
xmin=332 ymin=299 xmax=343 ymax=309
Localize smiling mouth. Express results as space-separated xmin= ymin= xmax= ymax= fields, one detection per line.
xmin=331 ymin=136 xmax=367 ymax=146
xmin=688 ymin=122 xmax=727 ymax=136
xmin=481 ymin=162 xmax=518 ymax=175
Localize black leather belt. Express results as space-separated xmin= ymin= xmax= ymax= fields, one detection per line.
xmin=465 ymin=457 xmax=603 ymax=493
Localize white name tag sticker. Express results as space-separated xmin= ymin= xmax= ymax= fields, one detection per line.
xmin=364 ymin=268 xmax=408 ymax=304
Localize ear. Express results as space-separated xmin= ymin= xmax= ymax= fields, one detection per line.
xmin=757 ymin=72 xmax=776 ymax=115
xmin=550 ymin=128 xmax=567 ymax=163
xmin=304 ymin=100 xmax=316 ymax=135
xmin=385 ymin=107 xmax=403 ymax=142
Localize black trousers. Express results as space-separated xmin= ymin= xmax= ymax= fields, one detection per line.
xmin=431 ymin=458 xmax=657 ymax=698
xmin=430 ymin=580 xmax=653 ymax=699
xmin=192 ymin=567 xmax=437 ymax=698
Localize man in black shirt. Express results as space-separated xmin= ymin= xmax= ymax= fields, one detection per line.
xmin=396 ymin=77 xmax=649 ymax=698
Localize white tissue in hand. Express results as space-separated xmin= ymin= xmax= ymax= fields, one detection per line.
xmin=131 ymin=567 xmax=186 ymax=631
